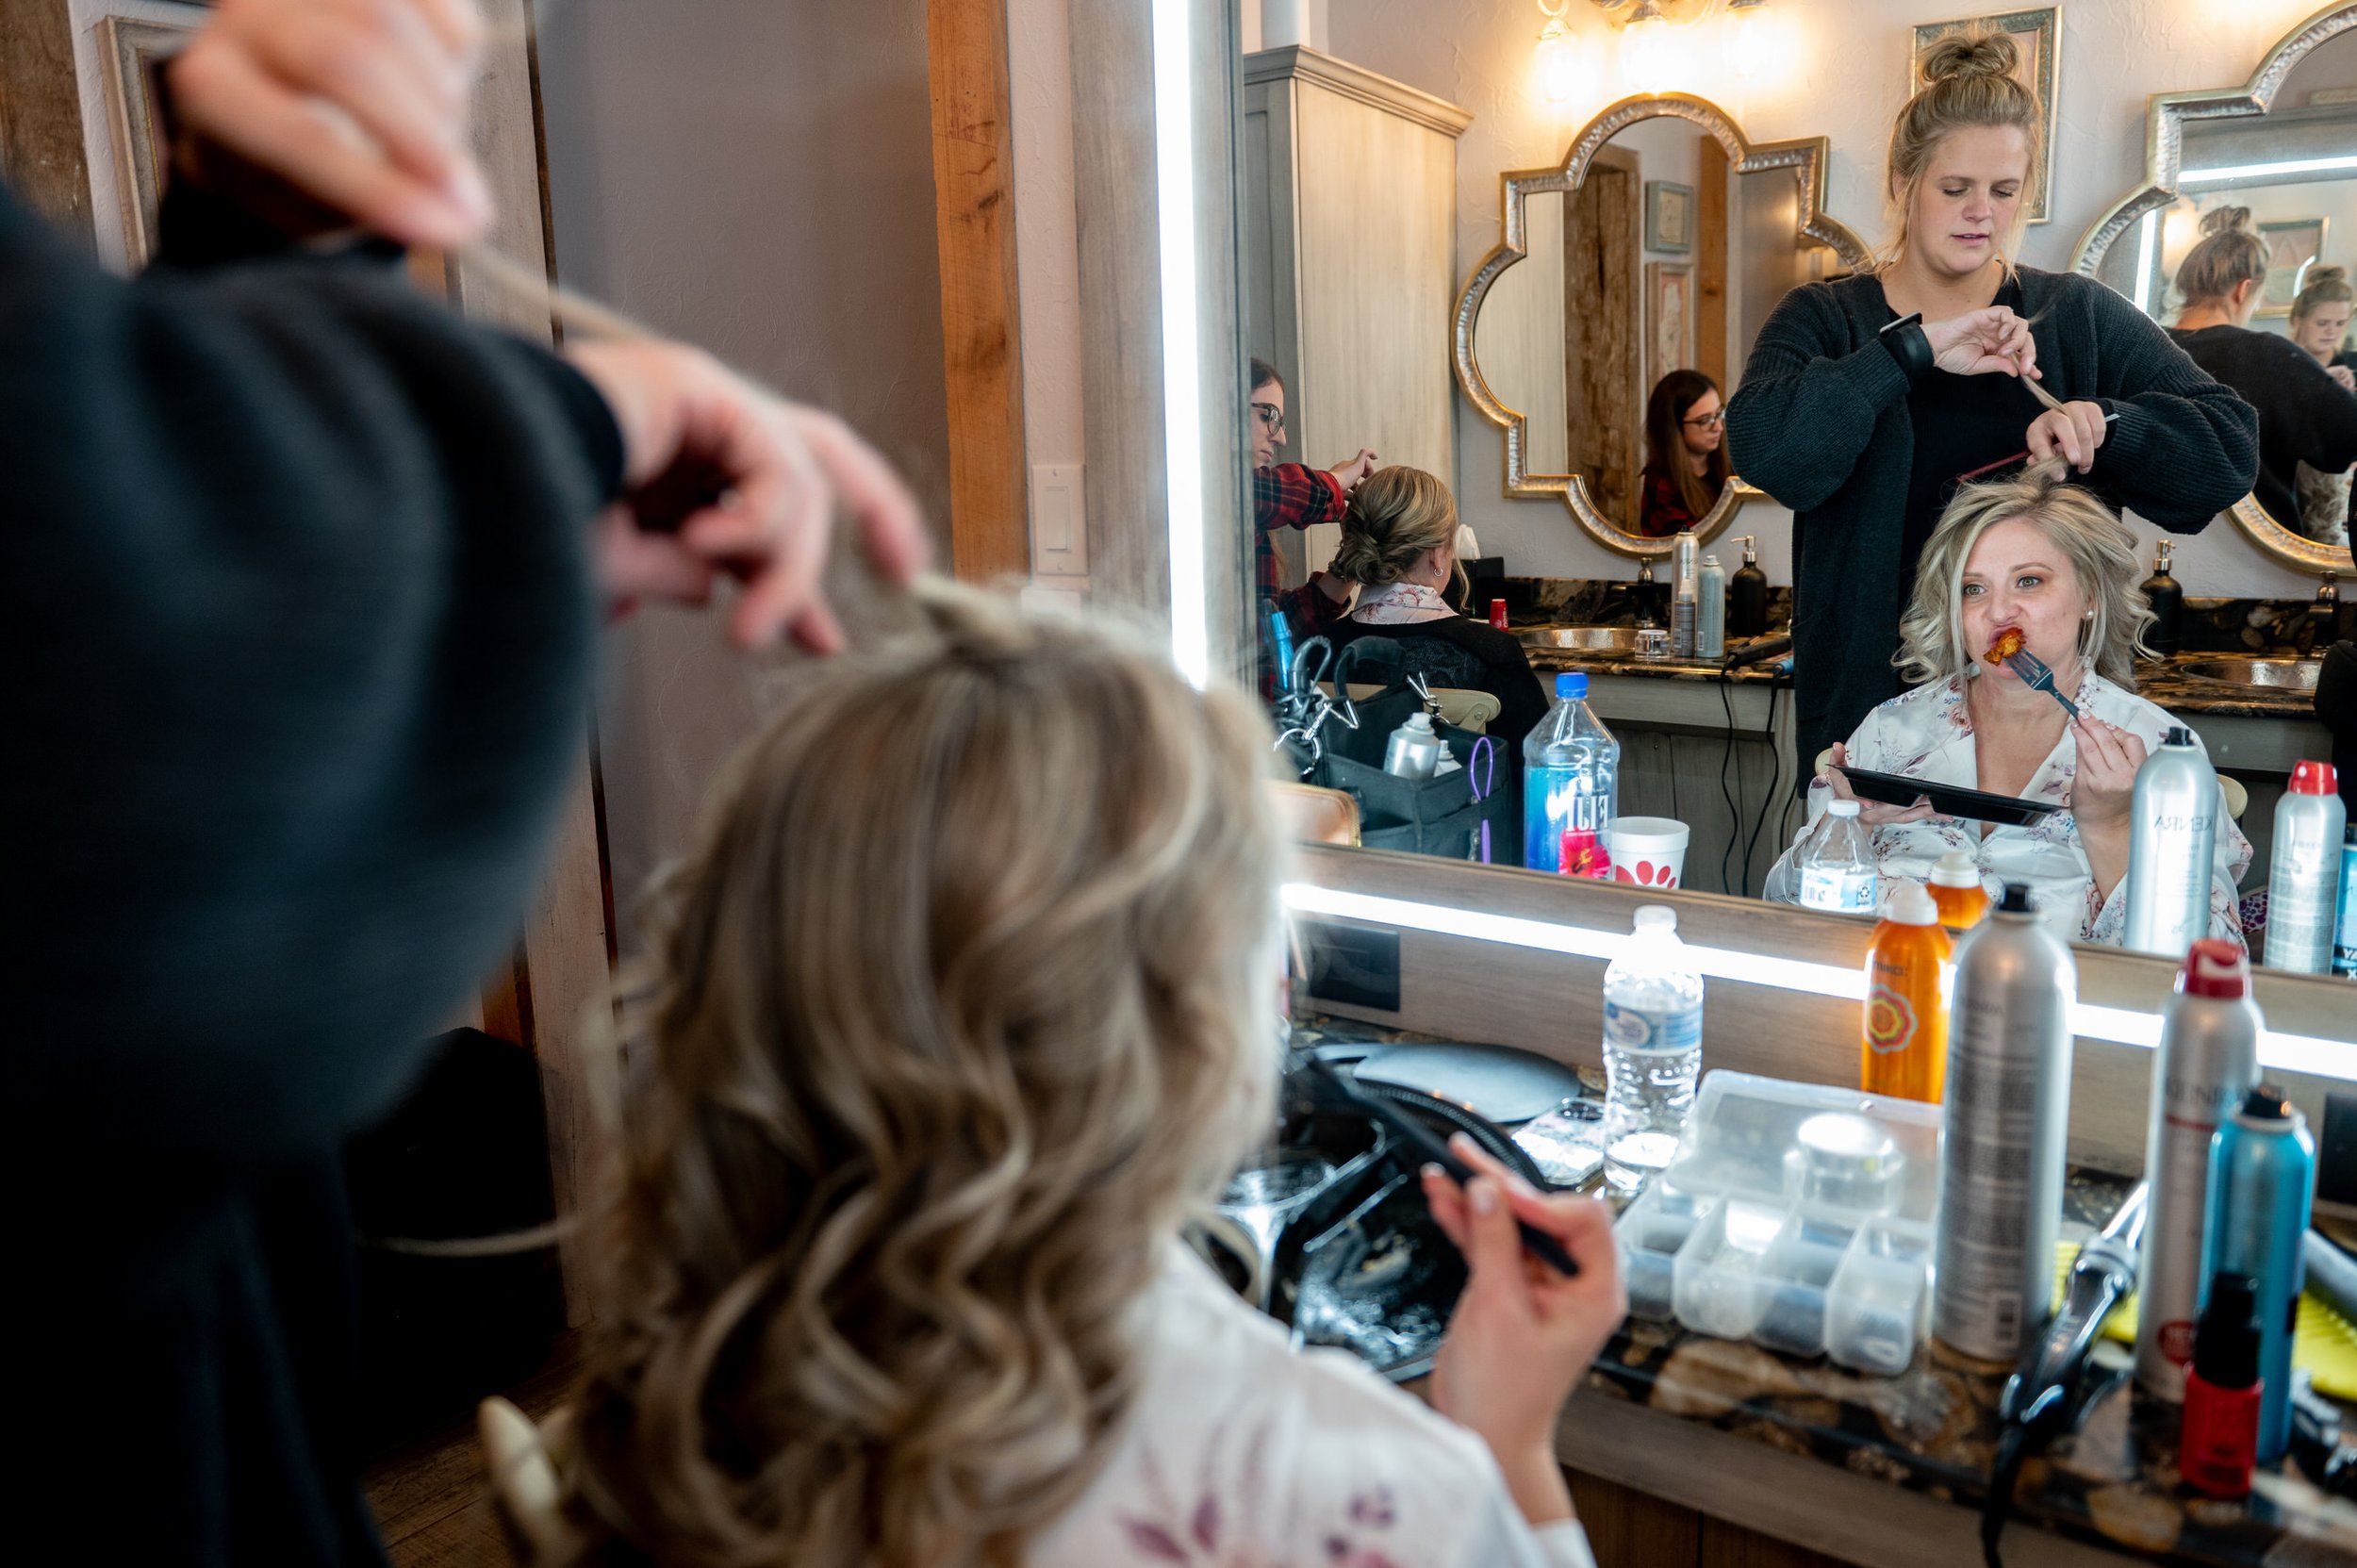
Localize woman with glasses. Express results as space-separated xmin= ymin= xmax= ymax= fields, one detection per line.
xmin=1638 ymin=371 xmax=1731 ymax=538
xmin=1249 ymin=357 xmax=1377 ymax=635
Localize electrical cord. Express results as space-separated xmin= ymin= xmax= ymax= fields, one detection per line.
xmin=1718 ymin=668 xmax=1741 ymax=894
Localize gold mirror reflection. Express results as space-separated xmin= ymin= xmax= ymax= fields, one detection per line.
xmin=1454 ymin=93 xmax=1869 ymax=558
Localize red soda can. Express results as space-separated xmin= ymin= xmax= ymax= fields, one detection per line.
xmin=1489 ymin=598 xmax=1509 ymax=630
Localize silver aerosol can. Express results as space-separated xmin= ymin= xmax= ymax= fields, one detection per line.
xmin=1934 ymin=883 xmax=2076 ymax=1364
xmin=2265 ymin=761 xmax=2346 ymax=975
xmin=2122 ymin=726 xmax=2220 ymax=960
xmin=1672 ymin=530 xmax=1700 ymax=658
xmin=2134 ymin=939 xmax=2260 ymax=1401
xmin=1382 ymin=710 xmax=1448 ymax=780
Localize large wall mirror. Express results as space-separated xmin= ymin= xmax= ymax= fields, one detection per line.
xmin=1453 ymin=94 xmax=1869 ymax=558
xmin=2072 ymin=5 xmax=2357 ymax=576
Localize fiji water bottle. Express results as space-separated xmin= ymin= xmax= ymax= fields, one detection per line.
xmin=1524 ymin=671 xmax=1620 ymax=872
xmin=1798 ymin=800 xmax=1878 ymax=914
xmin=1601 ymin=905 xmax=1705 ymax=1192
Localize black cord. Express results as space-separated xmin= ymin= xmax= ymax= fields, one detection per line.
xmin=1982 ymin=1426 xmax=2028 ymax=1568
xmin=1741 ymin=678 xmax=1781 ymax=885
xmin=1719 ymin=668 xmax=1741 ymax=895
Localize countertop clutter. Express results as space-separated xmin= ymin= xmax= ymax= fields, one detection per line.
xmin=1276 ymin=1019 xmax=2357 ymax=1568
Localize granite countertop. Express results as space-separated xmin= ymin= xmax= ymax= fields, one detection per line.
xmin=1291 ymin=1016 xmax=2357 ymax=1568
xmin=1509 ymin=623 xmax=2316 ymax=719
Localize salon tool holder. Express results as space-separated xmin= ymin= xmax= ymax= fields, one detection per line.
xmin=1614 ymin=1072 xmax=1941 ymax=1375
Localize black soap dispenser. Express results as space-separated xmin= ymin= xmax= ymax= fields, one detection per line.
xmin=2142 ymin=539 xmax=2184 ymax=657
xmin=1730 ymin=534 xmax=1770 ymax=638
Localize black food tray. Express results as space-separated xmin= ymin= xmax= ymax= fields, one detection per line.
xmin=1832 ymin=764 xmax=2055 ymax=827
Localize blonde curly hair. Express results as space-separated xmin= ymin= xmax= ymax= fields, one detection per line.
xmin=558 ymin=582 xmax=1286 ymax=1568
xmin=1897 ymin=460 xmax=2157 ymax=687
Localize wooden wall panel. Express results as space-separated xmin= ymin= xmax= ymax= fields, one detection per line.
xmin=1697 ymin=136 xmax=1729 ymax=389
xmin=0 ymin=0 xmax=95 ymax=249
xmin=1565 ymin=147 xmax=1639 ymax=527
xmin=928 ymin=0 xmax=1030 ymax=584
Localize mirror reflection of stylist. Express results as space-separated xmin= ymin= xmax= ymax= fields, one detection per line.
xmin=1726 ymin=31 xmax=2257 ymax=778
xmin=2167 ymin=211 xmax=2357 ymax=549
xmin=1249 ymin=357 xmax=1376 ymax=636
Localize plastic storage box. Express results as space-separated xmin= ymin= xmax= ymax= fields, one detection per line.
xmin=1613 ymin=1072 xmax=1942 ymax=1375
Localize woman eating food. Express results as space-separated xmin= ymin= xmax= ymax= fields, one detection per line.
xmin=1764 ymin=463 xmax=2250 ymax=947
xmin=1725 ymin=29 xmax=2256 ymax=779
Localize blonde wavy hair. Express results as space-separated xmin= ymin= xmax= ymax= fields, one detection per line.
xmin=557 ymin=582 xmax=1286 ymax=1568
xmin=1880 ymin=29 xmax=2042 ymax=275
xmin=1897 ymin=460 xmax=2156 ymax=687
xmin=2174 ymin=206 xmax=2268 ymax=309
xmin=1329 ymin=466 xmax=1459 ymax=587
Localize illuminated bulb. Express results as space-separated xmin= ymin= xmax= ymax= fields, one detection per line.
xmin=1619 ymin=4 xmax=1677 ymax=95
xmin=1536 ymin=18 xmax=1580 ymax=104
xmin=1721 ymin=0 xmax=1787 ymax=84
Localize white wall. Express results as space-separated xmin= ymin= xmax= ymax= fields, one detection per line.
xmin=1304 ymin=0 xmax=2339 ymax=597
xmin=537 ymin=0 xmax=952 ymax=943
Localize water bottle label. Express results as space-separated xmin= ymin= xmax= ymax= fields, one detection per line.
xmin=1605 ymin=999 xmax=1701 ymax=1054
xmin=1800 ymin=867 xmax=1876 ymax=912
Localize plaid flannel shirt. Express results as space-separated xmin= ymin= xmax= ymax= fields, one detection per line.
xmin=1253 ymin=463 xmax=1344 ymax=599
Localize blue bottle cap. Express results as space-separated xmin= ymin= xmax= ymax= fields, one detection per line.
xmin=1556 ymin=671 xmax=1588 ymax=700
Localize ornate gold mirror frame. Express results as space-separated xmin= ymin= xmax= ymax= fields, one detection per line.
xmin=2069 ymin=2 xmax=2357 ymax=577
xmin=1451 ymin=93 xmax=1871 ymax=560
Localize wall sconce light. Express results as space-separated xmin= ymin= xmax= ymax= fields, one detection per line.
xmin=1534 ymin=0 xmax=1581 ymax=104
xmin=1618 ymin=0 xmax=1678 ymax=95
xmin=1721 ymin=0 xmax=1790 ymax=83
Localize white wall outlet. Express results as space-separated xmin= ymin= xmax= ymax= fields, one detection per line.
xmin=1031 ymin=462 xmax=1087 ymax=577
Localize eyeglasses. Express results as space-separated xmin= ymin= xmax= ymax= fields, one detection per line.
xmin=1250 ymin=401 xmax=1287 ymax=437
xmin=1682 ymin=411 xmax=1725 ymax=429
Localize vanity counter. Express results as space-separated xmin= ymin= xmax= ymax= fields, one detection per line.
xmin=1290 ymin=1018 xmax=2357 ymax=1568
xmin=1515 ymin=634 xmax=2316 ymax=720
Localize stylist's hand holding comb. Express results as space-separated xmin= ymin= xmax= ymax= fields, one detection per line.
xmin=1423 ymin=1137 xmax=1627 ymax=1530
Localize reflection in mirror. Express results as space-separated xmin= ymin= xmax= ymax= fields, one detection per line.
xmin=2076 ymin=18 xmax=2357 ymax=574
xmin=1456 ymin=98 xmax=1869 ymax=557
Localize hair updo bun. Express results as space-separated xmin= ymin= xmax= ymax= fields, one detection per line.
xmin=2309 ymin=263 xmax=2349 ymax=288
xmin=1880 ymin=27 xmax=2040 ymax=271
xmin=2174 ymin=205 xmax=2267 ymax=306
xmin=2294 ymin=262 xmax=2355 ymax=323
xmin=1920 ymin=29 xmax=2019 ymax=85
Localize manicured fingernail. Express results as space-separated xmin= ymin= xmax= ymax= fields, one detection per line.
xmin=1421 ymin=1163 xmax=1445 ymax=1182
xmin=1470 ymin=1180 xmax=1498 ymax=1214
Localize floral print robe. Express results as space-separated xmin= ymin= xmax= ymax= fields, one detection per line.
xmin=1027 ymin=1243 xmax=1594 ymax=1568
xmin=1766 ymin=670 xmax=2250 ymax=948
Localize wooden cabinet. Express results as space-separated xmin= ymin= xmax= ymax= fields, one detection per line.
xmin=1241 ymin=47 xmax=1470 ymax=577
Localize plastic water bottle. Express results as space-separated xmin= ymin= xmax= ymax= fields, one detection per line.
xmin=1797 ymin=800 xmax=1878 ymax=914
xmin=1524 ymin=671 xmax=1620 ymax=872
xmin=1601 ymin=905 xmax=1705 ymax=1192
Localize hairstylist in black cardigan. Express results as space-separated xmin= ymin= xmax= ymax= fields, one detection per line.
xmin=1725 ymin=30 xmax=2257 ymax=779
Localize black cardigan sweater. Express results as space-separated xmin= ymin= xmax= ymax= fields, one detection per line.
xmin=0 ymin=177 xmax=621 ymax=1565
xmin=1725 ymin=267 xmax=2258 ymax=773
xmin=2168 ymin=323 xmax=2357 ymax=537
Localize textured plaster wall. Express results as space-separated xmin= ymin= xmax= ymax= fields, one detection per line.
xmin=537 ymin=0 xmax=951 ymax=941
xmin=1325 ymin=0 xmax=2337 ymax=597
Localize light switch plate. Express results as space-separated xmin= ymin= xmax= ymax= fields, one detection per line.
xmin=1031 ymin=462 xmax=1086 ymax=577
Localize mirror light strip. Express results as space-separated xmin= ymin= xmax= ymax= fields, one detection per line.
xmin=2181 ymin=154 xmax=2357 ymax=184
xmin=1282 ymin=883 xmax=2353 ymax=1081
xmin=1150 ymin=0 xmax=1210 ymax=688
xmin=2133 ymin=209 xmax=2158 ymax=316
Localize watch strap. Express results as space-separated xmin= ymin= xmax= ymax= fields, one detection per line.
xmin=1878 ymin=311 xmax=1933 ymax=379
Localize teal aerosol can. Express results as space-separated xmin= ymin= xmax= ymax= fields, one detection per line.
xmin=2200 ymin=1086 xmax=2316 ymax=1462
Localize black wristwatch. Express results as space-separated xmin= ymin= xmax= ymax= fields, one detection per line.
xmin=1879 ymin=311 xmax=1934 ymax=379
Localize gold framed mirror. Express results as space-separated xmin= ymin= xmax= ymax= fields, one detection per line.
xmin=1451 ymin=92 xmax=1870 ymax=559
xmin=2069 ymin=3 xmax=2357 ymax=577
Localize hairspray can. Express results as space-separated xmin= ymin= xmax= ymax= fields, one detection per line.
xmin=2201 ymin=1086 xmax=2316 ymax=1462
xmin=2135 ymin=940 xmax=2261 ymax=1400
xmin=2265 ymin=762 xmax=2345 ymax=975
xmin=2336 ymin=824 xmax=2357 ymax=979
xmin=1933 ymin=883 xmax=2075 ymax=1363
xmin=1672 ymin=531 xmax=1699 ymax=657
xmin=2122 ymin=727 xmax=2220 ymax=960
